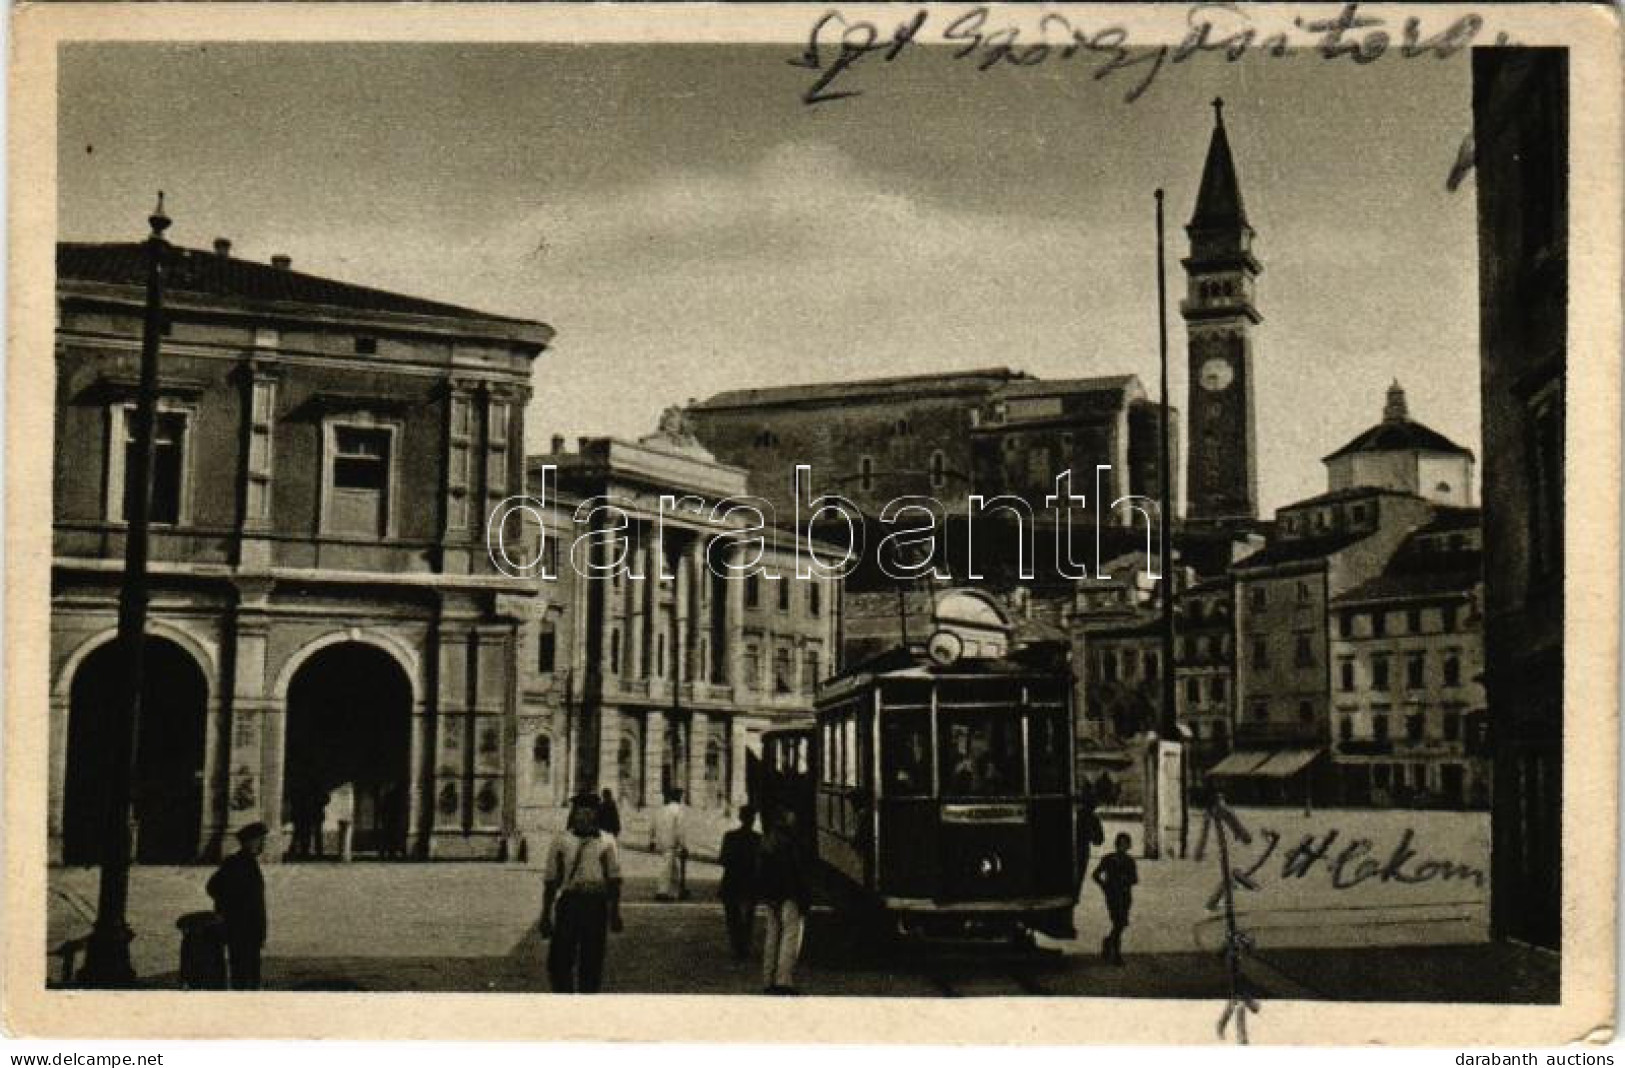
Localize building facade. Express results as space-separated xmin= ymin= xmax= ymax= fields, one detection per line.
xmin=1223 ymin=487 xmax=1436 ymax=800
xmin=1175 ymin=577 xmax=1236 ymax=776
xmin=1473 ymin=47 xmax=1566 ymax=950
xmin=1328 ymin=511 xmax=1489 ymax=809
xmin=52 ymin=238 xmax=551 ymax=863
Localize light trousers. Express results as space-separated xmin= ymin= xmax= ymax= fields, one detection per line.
xmin=658 ymin=850 xmax=683 ymax=897
xmin=761 ymin=899 xmax=805 ymax=990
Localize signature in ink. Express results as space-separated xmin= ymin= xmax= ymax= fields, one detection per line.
xmin=1213 ymin=825 xmax=1487 ymax=908
xmin=792 ymin=3 xmax=1508 ymax=107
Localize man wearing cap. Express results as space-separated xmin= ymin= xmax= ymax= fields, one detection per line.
xmin=540 ymin=793 xmax=624 ymax=993
xmin=207 ymin=821 xmax=269 ymax=989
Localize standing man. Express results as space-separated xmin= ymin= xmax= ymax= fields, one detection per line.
xmin=599 ymin=787 xmax=622 ymax=839
xmin=1093 ymin=832 xmax=1139 ymax=966
xmin=207 ymin=821 xmax=269 ymax=989
xmin=651 ymin=788 xmax=688 ymax=902
xmin=541 ymin=793 xmax=624 ymax=993
xmin=718 ymin=805 xmax=761 ymax=959
xmin=757 ymin=808 xmax=811 ymax=994
xmin=328 ymin=780 xmax=356 ymax=862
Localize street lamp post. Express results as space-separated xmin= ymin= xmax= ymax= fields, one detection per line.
xmin=78 ymin=195 xmax=171 ymax=987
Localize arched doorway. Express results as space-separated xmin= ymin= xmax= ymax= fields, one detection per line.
xmin=63 ymin=636 xmax=208 ymax=865
xmin=283 ymin=642 xmax=412 ymax=859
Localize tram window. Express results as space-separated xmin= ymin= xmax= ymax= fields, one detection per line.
xmin=1028 ymin=709 xmax=1068 ymax=794
xmin=881 ymin=713 xmax=931 ymax=796
xmin=939 ymin=712 xmax=1022 ymax=797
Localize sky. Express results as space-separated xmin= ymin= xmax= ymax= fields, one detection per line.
xmin=59 ymin=42 xmax=1482 ymax=514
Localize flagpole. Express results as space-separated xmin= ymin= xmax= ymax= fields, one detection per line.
xmin=79 ymin=194 xmax=171 ymax=987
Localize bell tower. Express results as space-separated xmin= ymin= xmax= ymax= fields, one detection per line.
xmin=1183 ymin=98 xmax=1260 ymax=526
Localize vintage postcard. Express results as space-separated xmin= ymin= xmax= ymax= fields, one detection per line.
xmin=3 ymin=1 xmax=1619 ymax=1047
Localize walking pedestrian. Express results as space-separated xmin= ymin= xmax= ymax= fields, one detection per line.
xmin=1093 ymin=832 xmax=1138 ymax=966
xmin=651 ymin=788 xmax=688 ymax=901
xmin=541 ymin=793 xmax=624 ymax=993
xmin=206 ymin=821 xmax=269 ymax=989
xmin=757 ymin=807 xmax=811 ymax=994
xmin=718 ymin=805 xmax=761 ymax=959
xmin=599 ymin=787 xmax=622 ymax=838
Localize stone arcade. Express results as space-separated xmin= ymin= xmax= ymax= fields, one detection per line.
xmin=51 ymin=239 xmax=551 ymax=862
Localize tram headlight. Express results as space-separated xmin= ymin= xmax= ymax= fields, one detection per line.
xmin=976 ymin=852 xmax=1004 ymax=878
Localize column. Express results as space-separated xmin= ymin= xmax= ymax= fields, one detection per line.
xmin=238 ymin=359 xmax=279 ymax=570
xmin=645 ymin=527 xmax=663 ymax=679
xmin=725 ymin=544 xmax=746 ymax=696
xmin=673 ymin=537 xmax=692 ymax=689
xmin=625 ymin=534 xmax=646 ymax=685
xmin=441 ymin=380 xmax=477 ymax=573
xmin=226 ymin=604 xmax=272 ymax=858
xmin=596 ymin=707 xmax=621 ymax=800
xmin=728 ymin=715 xmax=750 ymax=810
xmin=470 ymin=624 xmax=513 ymax=852
xmin=688 ymin=537 xmax=707 ymax=684
xmin=430 ymin=622 xmax=473 ymax=858
xmin=687 ymin=712 xmax=709 ymax=812
xmin=226 ymin=580 xmax=280 ymax=860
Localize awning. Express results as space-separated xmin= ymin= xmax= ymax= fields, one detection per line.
xmin=1207 ymin=749 xmax=1322 ymax=779
xmin=1207 ymin=751 xmax=1273 ymax=777
xmin=1252 ymin=748 xmax=1322 ymax=778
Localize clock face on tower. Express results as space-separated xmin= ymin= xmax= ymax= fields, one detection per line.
xmin=1199 ymin=356 xmax=1234 ymax=392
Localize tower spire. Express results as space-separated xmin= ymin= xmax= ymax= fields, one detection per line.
xmin=1189 ymin=99 xmax=1248 ymax=230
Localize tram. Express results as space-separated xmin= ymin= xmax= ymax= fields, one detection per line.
xmin=758 ymin=591 xmax=1080 ymax=941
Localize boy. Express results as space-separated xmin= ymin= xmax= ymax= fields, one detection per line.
xmin=1092 ymin=832 xmax=1138 ymax=966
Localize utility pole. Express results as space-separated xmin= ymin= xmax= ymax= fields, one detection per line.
xmin=79 ymin=194 xmax=171 ymax=987
xmin=1145 ymin=189 xmax=1185 ymax=861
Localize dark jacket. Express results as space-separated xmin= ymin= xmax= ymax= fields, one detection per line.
xmin=719 ymin=826 xmax=761 ymax=899
xmin=756 ymin=832 xmax=811 ymax=910
xmin=207 ymin=850 xmax=267 ymax=945
xmin=1094 ymin=852 xmax=1138 ymax=906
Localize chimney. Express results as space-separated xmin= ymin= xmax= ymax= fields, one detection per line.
xmin=213 ymin=237 xmax=232 ymax=258
xmin=550 ymin=434 xmax=565 ymax=453
xmin=270 ymin=254 xmax=291 ymax=270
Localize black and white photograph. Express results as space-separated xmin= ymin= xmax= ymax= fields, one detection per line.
xmin=4 ymin=1 xmax=1618 ymax=1049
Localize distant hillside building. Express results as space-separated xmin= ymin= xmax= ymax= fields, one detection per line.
xmin=686 ymin=368 xmax=1174 ymax=520
xmin=1323 ymin=381 xmax=1476 ymax=507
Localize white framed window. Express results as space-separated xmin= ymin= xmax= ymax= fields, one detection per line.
xmin=321 ymin=415 xmax=401 ymax=537
xmin=929 ymin=449 xmax=947 ymax=489
xmin=106 ymin=401 xmax=194 ymax=526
